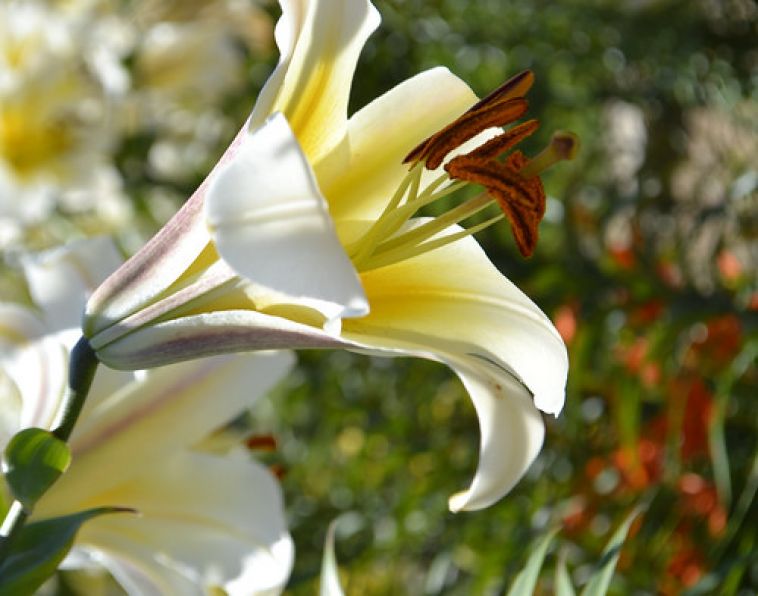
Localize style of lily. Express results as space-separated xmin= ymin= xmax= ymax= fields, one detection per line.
xmin=83 ymin=0 xmax=574 ymax=512
xmin=1 ymin=238 xmax=295 ymax=594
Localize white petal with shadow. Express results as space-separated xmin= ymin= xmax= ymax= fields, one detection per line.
xmin=72 ymin=451 xmax=293 ymax=596
xmin=341 ymin=230 xmax=568 ymax=509
xmin=206 ymin=113 xmax=368 ymax=326
xmin=37 ymin=350 xmax=295 ymax=512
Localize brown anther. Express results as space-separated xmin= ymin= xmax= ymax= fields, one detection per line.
xmin=245 ymin=433 xmax=278 ymax=452
xmin=468 ymin=69 xmax=535 ymax=112
xmin=446 ymin=152 xmax=545 ymax=257
xmin=461 ymin=119 xmax=540 ymax=162
xmin=404 ymin=97 xmax=529 ymax=170
xmin=403 ymin=70 xmax=535 ymax=169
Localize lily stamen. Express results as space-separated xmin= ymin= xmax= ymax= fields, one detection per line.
xmin=519 ymin=131 xmax=580 ymax=179
xmin=352 ymin=72 xmax=579 ymax=267
xmin=372 ymin=192 xmax=493 ymax=256
xmin=348 ymin=172 xmax=465 ymax=268
xmin=346 ymin=162 xmax=422 ymax=262
xmin=361 ymin=212 xmax=505 ymax=272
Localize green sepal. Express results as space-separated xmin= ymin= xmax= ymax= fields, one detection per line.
xmin=0 ymin=507 xmax=134 ymax=596
xmin=3 ymin=428 xmax=71 ymax=511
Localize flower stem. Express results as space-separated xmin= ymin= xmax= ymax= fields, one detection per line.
xmin=0 ymin=501 xmax=27 ymax=561
xmin=0 ymin=337 xmax=99 ymax=563
xmin=52 ymin=337 xmax=99 ymax=442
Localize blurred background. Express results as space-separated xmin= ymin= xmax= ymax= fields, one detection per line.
xmin=1 ymin=0 xmax=756 ymax=593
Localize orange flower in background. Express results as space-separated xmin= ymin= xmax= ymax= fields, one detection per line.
xmin=662 ymin=542 xmax=705 ymax=594
xmin=553 ymin=302 xmax=578 ymax=344
xmin=678 ymin=473 xmax=727 ymax=537
xmin=693 ymin=314 xmax=743 ymax=366
xmin=612 ymin=438 xmax=663 ymax=492
xmin=679 ymin=378 xmax=714 ymax=461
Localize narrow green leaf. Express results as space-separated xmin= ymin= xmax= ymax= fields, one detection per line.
xmin=0 ymin=507 xmax=134 ymax=596
xmin=320 ymin=520 xmax=345 ymax=596
xmin=555 ymin=550 xmax=576 ymax=596
xmin=506 ymin=527 xmax=560 ymax=596
xmin=3 ymin=428 xmax=71 ymax=511
xmin=580 ymin=506 xmax=644 ymax=596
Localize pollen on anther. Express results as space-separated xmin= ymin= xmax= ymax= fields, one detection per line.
xmin=446 ymin=151 xmax=546 ymax=257
xmin=462 ymin=119 xmax=540 ymax=162
xmin=404 ymin=97 xmax=529 ymax=170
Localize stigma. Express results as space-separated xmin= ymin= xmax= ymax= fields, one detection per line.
xmin=348 ymin=70 xmax=579 ymax=271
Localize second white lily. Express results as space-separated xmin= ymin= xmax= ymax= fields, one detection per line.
xmin=1 ymin=238 xmax=294 ymax=594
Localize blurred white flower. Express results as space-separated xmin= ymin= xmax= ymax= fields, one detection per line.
xmin=0 ymin=237 xmax=294 ymax=594
xmin=0 ymin=2 xmax=124 ymax=241
xmin=0 ymin=0 xmax=273 ymax=245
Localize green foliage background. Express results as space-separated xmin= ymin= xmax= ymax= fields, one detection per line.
xmin=3 ymin=0 xmax=754 ymax=593
xmin=260 ymin=1 xmax=756 ymax=593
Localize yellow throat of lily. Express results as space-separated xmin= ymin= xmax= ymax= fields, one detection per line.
xmin=347 ymin=70 xmax=579 ymax=272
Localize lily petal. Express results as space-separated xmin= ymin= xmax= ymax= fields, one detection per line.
xmin=319 ymin=520 xmax=345 ymax=596
xmin=93 ymin=309 xmax=350 ymax=370
xmin=206 ymin=113 xmax=368 ymax=325
xmin=0 ymin=303 xmax=45 ymax=352
xmin=447 ymin=361 xmax=545 ymax=512
xmin=21 ymin=237 xmax=123 ymax=332
xmin=347 ymin=231 xmax=567 ymax=415
xmin=322 ymin=67 xmax=480 ymax=222
xmin=71 ymin=451 xmax=293 ymax=595
xmin=38 ymin=350 xmax=295 ymax=511
xmin=2 ymin=335 xmax=67 ymax=431
xmin=340 ymin=231 xmax=568 ymax=509
xmin=84 ymin=121 xmax=252 ymax=339
xmin=250 ymin=0 xmax=381 ymax=164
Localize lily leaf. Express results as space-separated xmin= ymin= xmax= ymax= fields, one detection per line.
xmin=0 ymin=507 xmax=134 ymax=596
xmin=555 ymin=550 xmax=576 ymax=596
xmin=320 ymin=520 xmax=345 ymax=596
xmin=505 ymin=527 xmax=560 ymax=596
xmin=3 ymin=428 xmax=71 ymax=511
xmin=580 ymin=506 xmax=644 ymax=596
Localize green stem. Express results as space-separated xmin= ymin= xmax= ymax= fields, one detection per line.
xmin=52 ymin=337 xmax=99 ymax=442
xmin=0 ymin=501 xmax=28 ymax=561
xmin=0 ymin=337 xmax=99 ymax=563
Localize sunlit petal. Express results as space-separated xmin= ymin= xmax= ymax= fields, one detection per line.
xmin=346 ymin=230 xmax=567 ymax=416
xmin=340 ymin=231 xmax=567 ymax=509
xmin=71 ymin=451 xmax=292 ymax=596
xmin=251 ymin=0 xmax=380 ymax=164
xmin=38 ymin=350 xmax=295 ymax=511
xmin=84 ymin=122 xmax=252 ymax=339
xmin=322 ymin=67 xmax=479 ymax=222
xmin=447 ymin=361 xmax=545 ymax=511
xmin=206 ymin=113 xmax=368 ymax=325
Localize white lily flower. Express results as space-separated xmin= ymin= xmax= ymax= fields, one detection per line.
xmin=1 ymin=238 xmax=295 ymax=594
xmin=83 ymin=0 xmax=571 ymax=511
xmin=0 ymin=2 xmax=123 ymax=230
